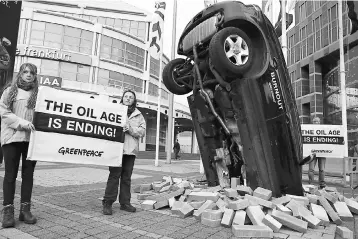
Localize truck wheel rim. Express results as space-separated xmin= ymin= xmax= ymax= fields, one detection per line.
xmin=224 ymin=34 xmax=249 ymax=66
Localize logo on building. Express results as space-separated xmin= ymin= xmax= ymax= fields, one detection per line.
xmin=16 ymin=46 xmax=71 ymax=61
xmin=38 ymin=74 xmax=62 ymax=87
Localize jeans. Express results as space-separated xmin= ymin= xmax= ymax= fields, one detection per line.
xmin=308 ymin=157 xmax=326 ymax=188
xmin=2 ymin=142 xmax=37 ymax=206
xmin=103 ymin=154 xmax=135 ymax=205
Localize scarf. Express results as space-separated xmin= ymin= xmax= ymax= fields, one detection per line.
xmin=17 ymin=77 xmax=36 ymax=91
xmin=127 ymin=105 xmax=136 ymax=117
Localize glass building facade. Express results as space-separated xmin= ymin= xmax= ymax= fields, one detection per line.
xmin=14 ymin=0 xmax=193 ymax=152
xmin=285 ymin=0 xmax=358 ymax=153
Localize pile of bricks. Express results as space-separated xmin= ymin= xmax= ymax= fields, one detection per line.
xmin=136 ymin=176 xmax=357 ymax=239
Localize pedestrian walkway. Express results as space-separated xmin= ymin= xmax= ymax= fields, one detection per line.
xmin=0 ymin=159 xmax=356 ymax=239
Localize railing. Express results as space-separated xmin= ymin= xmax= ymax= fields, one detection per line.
xmin=342 ymin=157 xmax=358 ymax=189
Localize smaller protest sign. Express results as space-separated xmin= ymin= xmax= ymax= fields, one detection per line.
xmin=301 ymin=124 xmax=345 ymax=158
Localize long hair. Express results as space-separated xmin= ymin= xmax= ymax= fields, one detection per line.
xmin=5 ymin=63 xmax=39 ymax=111
xmin=120 ymin=89 xmax=137 ymax=115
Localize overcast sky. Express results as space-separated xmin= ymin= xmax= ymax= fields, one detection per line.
xmin=125 ymin=0 xmax=262 ymax=106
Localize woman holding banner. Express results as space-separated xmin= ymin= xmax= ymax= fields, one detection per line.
xmin=0 ymin=63 xmax=38 ymax=228
xmin=102 ymin=89 xmax=146 ymax=215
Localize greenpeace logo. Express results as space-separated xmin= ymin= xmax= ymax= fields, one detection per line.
xmin=311 ymin=149 xmax=333 ymax=154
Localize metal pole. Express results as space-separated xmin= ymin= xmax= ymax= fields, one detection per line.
xmin=155 ymin=56 xmax=163 ymax=167
xmin=338 ymin=0 xmax=348 ymax=158
xmin=166 ymin=0 xmax=177 ymax=164
xmin=281 ymin=0 xmax=287 ymax=62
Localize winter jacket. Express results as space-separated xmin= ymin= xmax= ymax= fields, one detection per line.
xmin=123 ymin=108 xmax=146 ymax=156
xmin=0 ymin=87 xmax=34 ymax=145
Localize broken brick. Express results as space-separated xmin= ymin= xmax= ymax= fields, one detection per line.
xmin=336 ymin=226 xmax=353 ymax=239
xmin=318 ymin=196 xmax=342 ymax=225
xmin=286 ymin=194 xmax=309 ymax=206
xmin=236 ymin=185 xmax=253 ymax=196
xmin=228 ymin=199 xmax=250 ymax=210
xmin=298 ymin=206 xmax=321 ymax=229
xmin=232 ymin=210 xmax=246 ymax=225
xmin=201 ymin=209 xmax=224 ymax=220
xmin=141 ymin=200 xmax=156 ymax=210
xmin=310 ymin=203 xmax=330 ymax=226
xmin=187 ymin=192 xmax=220 ymax=202
xmin=344 ymin=197 xmax=358 ymax=214
xmin=333 ymin=201 xmax=353 ymax=221
xmin=263 ymin=214 xmax=282 ymax=232
xmin=272 ymin=196 xmax=291 ymax=206
xmin=271 ymin=209 xmax=308 ymax=233
xmin=176 ymin=203 xmax=194 ymax=218
xmin=276 ymin=204 xmax=292 ymax=215
xmin=193 ymin=200 xmax=216 ymax=220
xmin=221 ymin=208 xmax=235 ymax=227
xmin=246 ymin=205 xmax=266 ymax=226
xmin=253 ymin=187 xmax=272 ymax=201
xmin=232 ymin=225 xmax=273 ymax=238
xmin=245 ymin=194 xmax=274 ymax=209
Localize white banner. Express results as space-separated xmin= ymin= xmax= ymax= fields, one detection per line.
xmin=148 ymin=1 xmax=166 ymax=60
xmin=27 ymin=87 xmax=127 ymax=166
xmin=302 ymin=124 xmax=345 ymax=158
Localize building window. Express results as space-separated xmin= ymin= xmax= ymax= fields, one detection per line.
xmin=161 ymin=89 xmax=169 ymax=100
xmin=60 ymin=62 xmax=90 ymax=82
xmin=97 ymin=68 xmax=143 ymax=93
xmin=313 ymin=1 xmax=320 ymax=11
xmin=24 ymin=58 xmax=89 ymax=82
xmin=288 ymin=35 xmax=295 ymax=66
xmin=299 ymin=2 xmax=307 ymax=22
xmin=300 ymin=26 xmax=307 ymax=59
xmin=328 ymin=4 xmax=338 ymax=44
xmin=313 ymin=16 xmax=321 ymax=51
xmin=17 ymin=19 xmax=24 ymax=44
xmin=63 ymin=26 xmax=93 ymax=54
xmin=148 ymin=82 xmax=158 ymax=96
xmin=41 ymin=59 xmax=59 ymax=77
xmin=81 ymin=15 xmax=146 ymax=40
xmin=289 ymin=70 xmax=296 ymax=83
xmin=150 ymin=57 xmax=160 ymax=77
xmin=30 ymin=21 xmax=93 ymax=55
xmin=100 ymin=35 xmax=145 ymax=70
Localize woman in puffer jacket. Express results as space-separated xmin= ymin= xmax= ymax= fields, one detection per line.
xmin=102 ymin=89 xmax=146 ymax=215
xmin=0 ymin=63 xmax=38 ymax=228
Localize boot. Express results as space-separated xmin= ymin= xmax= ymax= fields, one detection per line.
xmin=19 ymin=202 xmax=37 ymax=224
xmin=2 ymin=204 xmax=15 ymax=228
xmin=120 ymin=204 xmax=136 ymax=213
xmin=102 ymin=200 xmax=113 ymax=215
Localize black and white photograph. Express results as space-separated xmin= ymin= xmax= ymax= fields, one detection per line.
xmin=0 ymin=0 xmax=357 ymax=238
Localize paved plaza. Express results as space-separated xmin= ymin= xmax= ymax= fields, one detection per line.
xmin=0 ymin=158 xmax=355 ymax=239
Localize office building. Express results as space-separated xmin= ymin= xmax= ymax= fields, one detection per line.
xmin=15 ymin=0 xmax=195 ymax=152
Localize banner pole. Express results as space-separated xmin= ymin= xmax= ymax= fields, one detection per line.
xmin=166 ymin=0 xmax=177 ymax=164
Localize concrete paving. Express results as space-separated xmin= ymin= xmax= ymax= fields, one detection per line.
xmin=0 ymin=158 xmax=355 ymax=239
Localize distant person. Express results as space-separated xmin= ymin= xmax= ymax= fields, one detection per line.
xmin=308 ymin=116 xmax=326 ymax=189
xmin=173 ymin=139 xmax=181 ymax=160
xmin=0 ymin=63 xmax=39 ymax=228
xmin=102 ymin=89 xmax=146 ymax=215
